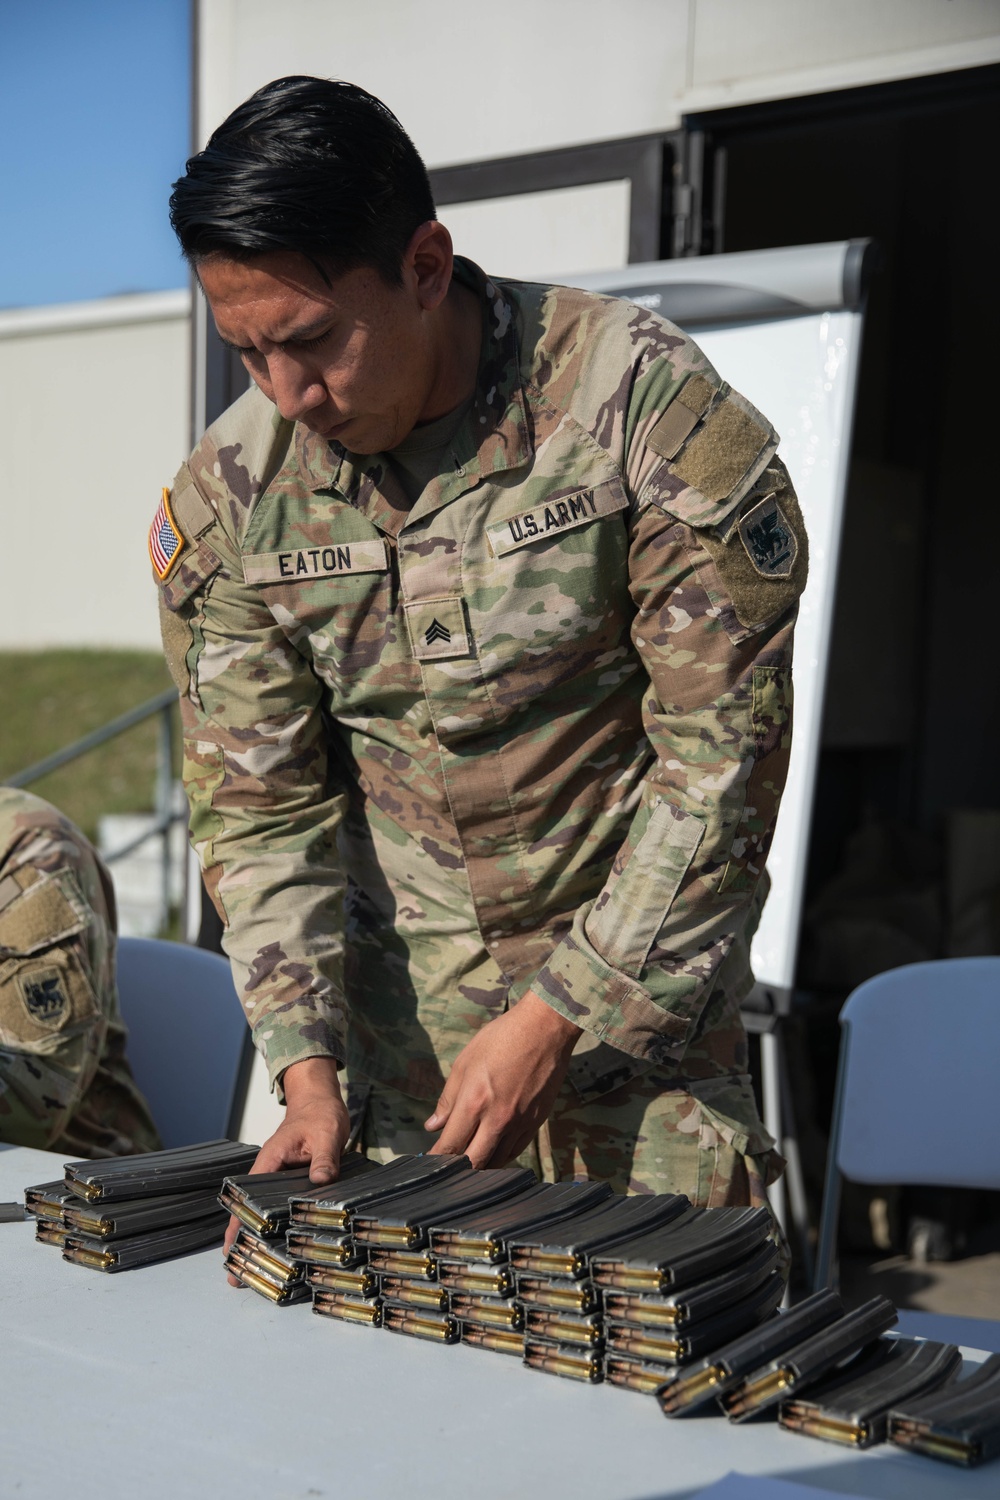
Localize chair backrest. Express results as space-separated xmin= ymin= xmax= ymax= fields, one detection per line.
xmin=834 ymin=957 xmax=1000 ymax=1191
xmin=115 ymin=937 xmax=253 ymax=1149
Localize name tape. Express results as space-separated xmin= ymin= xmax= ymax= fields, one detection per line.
xmin=243 ymin=539 xmax=388 ymax=584
xmin=486 ymin=482 xmax=627 ymax=557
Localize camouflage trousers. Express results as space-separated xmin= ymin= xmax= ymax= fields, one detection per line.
xmin=348 ymin=1065 xmax=783 ymax=1210
xmin=0 ymin=788 xmax=161 ymax=1158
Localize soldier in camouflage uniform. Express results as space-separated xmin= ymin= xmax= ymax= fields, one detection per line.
xmin=0 ymin=788 xmax=161 ymax=1156
xmin=161 ymin=78 xmax=806 ymax=1211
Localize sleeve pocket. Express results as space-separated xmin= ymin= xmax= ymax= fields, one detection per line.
xmin=585 ymin=800 xmax=704 ymax=978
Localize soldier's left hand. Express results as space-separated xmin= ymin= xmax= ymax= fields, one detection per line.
xmin=425 ymin=992 xmax=581 ymax=1167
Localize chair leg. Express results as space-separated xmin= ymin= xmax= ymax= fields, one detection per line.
xmin=814 ymin=1022 xmax=852 ymax=1293
xmin=777 ymin=1038 xmax=814 ymax=1288
xmin=814 ymin=1170 xmax=842 ymax=1293
xmin=760 ymin=1030 xmax=786 ymax=1238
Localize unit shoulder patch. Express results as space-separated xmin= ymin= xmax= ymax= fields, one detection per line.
xmin=18 ymin=965 xmax=68 ymax=1027
xmin=683 ymin=463 xmax=809 ymax=638
xmin=148 ymin=487 xmax=185 ymax=580
xmin=737 ymin=493 xmax=798 ymax=578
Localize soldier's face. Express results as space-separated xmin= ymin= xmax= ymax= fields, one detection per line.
xmin=198 ymin=233 xmax=452 ymax=453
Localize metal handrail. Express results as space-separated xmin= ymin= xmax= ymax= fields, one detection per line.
xmin=3 ymin=687 xmax=186 ymax=937
xmin=4 ymin=688 xmax=177 ymax=788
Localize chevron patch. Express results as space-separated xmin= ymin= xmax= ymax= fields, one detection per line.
xmin=404 ymin=597 xmax=471 ymax=660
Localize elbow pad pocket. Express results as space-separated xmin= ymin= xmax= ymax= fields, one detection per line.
xmin=585 ymin=799 xmax=704 ymax=978
xmin=719 ymin=665 xmax=793 ymax=896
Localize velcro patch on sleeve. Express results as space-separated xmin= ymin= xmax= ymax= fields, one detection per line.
xmin=403 ymin=597 xmax=472 ymax=660
xmin=486 ymin=479 xmax=627 ymax=557
xmin=0 ymin=875 xmax=85 ymax=957
xmin=645 ymin=373 xmax=718 ymax=462
xmin=169 ymin=475 xmax=220 ymax=542
xmin=148 ymin=487 xmax=186 ymax=580
xmin=672 ymin=394 xmax=773 ymax=503
xmin=243 ymin=539 xmax=388 ymax=584
xmin=0 ymin=875 xmax=21 ymax=915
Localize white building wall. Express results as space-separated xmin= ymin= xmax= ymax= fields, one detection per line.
xmin=196 ymin=0 xmax=1000 ymax=280
xmin=0 ymin=292 xmax=191 ymax=650
xmin=198 ymin=0 xmax=1000 ymax=162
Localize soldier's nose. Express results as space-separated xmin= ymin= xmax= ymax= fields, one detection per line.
xmin=269 ymin=361 xmax=328 ymax=422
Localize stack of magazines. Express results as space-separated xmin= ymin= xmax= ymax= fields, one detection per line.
xmin=511 ymin=1198 xmax=774 ymax=1385
xmin=656 ymin=1285 xmax=958 ymax=1439
xmin=221 ymin=1157 xmax=377 ymax=1304
xmin=27 ymin=1144 xmax=999 ymax=1469
xmin=431 ymin=1180 xmax=614 ymax=1357
xmin=290 ymin=1154 xmax=471 ymax=1328
xmin=24 ymin=1140 xmax=259 ymax=1272
xmin=889 ymin=1352 xmax=1000 ymax=1467
xmin=592 ymin=1204 xmax=782 ymax=1392
xmin=349 ymin=1161 xmax=537 ymax=1345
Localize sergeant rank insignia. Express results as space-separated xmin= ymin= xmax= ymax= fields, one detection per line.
xmin=737 ymin=492 xmax=797 ymax=579
xmin=148 ymin=487 xmax=184 ymax=580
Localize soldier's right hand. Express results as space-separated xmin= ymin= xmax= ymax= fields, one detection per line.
xmin=223 ymin=1056 xmax=350 ymax=1284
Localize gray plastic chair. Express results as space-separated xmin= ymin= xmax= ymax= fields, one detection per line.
xmin=814 ymin=957 xmax=1000 ymax=1296
xmin=115 ymin=937 xmax=254 ymax=1149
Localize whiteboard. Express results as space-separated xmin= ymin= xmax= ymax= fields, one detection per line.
xmin=571 ymin=245 xmax=868 ymax=994
xmin=697 ymin=310 xmax=861 ymax=990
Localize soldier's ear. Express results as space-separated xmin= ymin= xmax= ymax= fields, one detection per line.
xmin=404 ymin=220 xmax=453 ymax=311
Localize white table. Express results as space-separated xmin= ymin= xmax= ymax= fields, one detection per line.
xmin=1 ymin=1143 xmax=995 ymax=1500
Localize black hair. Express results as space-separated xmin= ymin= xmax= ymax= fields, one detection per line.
xmin=169 ymin=76 xmax=436 ymax=285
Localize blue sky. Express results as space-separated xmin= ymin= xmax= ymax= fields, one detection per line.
xmin=0 ymin=0 xmax=190 ymax=308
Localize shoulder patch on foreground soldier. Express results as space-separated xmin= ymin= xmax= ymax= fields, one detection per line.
xmin=696 ymin=466 xmax=809 ymax=633
xmin=641 ymin=376 xmax=778 ymax=530
xmin=152 ymin=473 xmax=226 ymax=612
xmin=148 ymin=488 xmax=184 ymax=580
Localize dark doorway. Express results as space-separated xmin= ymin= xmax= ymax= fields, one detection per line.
xmin=685 ymin=66 xmax=1000 ymax=1270
xmin=686 ymin=63 xmax=1000 ymax=920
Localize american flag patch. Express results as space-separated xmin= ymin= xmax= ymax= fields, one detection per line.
xmin=148 ymin=487 xmax=184 ymax=579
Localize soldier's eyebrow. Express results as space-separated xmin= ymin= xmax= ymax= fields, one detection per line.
xmin=220 ymin=316 xmax=336 ymax=354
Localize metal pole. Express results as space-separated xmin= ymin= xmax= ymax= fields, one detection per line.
xmin=760 ymin=1028 xmax=787 ymax=1240
xmin=4 ymin=689 xmax=178 ymax=789
xmin=157 ymin=705 xmax=174 ymax=935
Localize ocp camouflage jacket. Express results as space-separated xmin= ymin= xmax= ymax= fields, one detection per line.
xmin=155 ymin=260 xmax=807 ymax=1104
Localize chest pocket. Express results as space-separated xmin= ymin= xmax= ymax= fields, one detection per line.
xmin=484 ymin=477 xmax=628 ymax=557
xmin=467 ymin=476 xmax=634 ymax=713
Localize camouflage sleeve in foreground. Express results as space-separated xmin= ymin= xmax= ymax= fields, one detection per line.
xmin=527 ymin=355 xmax=807 ymax=1066
xmin=0 ymin=788 xmax=160 ymax=1155
xmin=157 ymin=445 xmax=351 ymax=1092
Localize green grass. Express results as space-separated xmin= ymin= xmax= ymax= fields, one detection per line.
xmin=0 ymin=650 xmax=177 ymax=842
